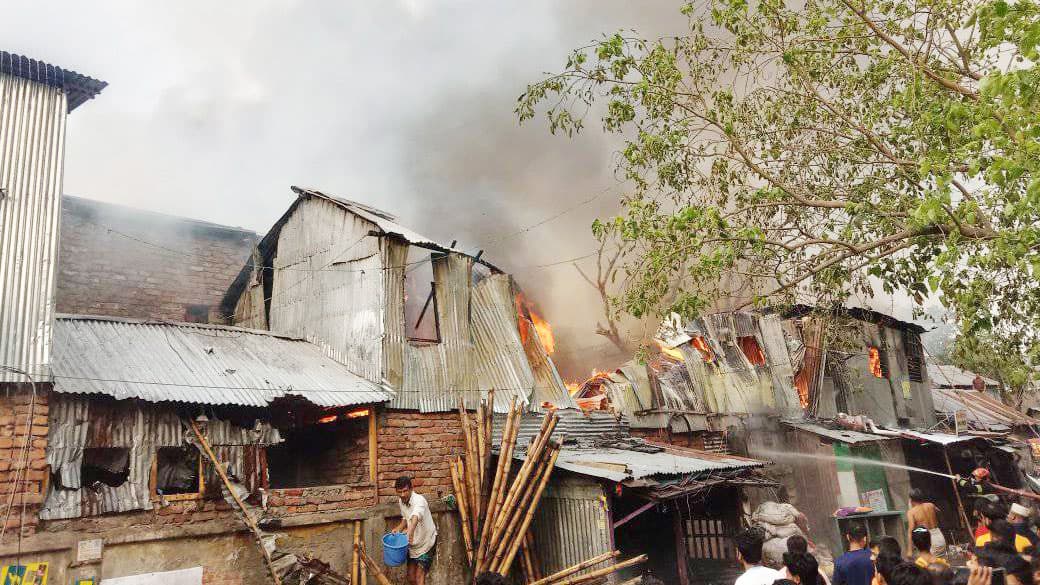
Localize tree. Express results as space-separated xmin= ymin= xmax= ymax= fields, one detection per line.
xmin=518 ymin=0 xmax=1040 ymax=375
xmin=949 ymin=332 xmax=1037 ymax=407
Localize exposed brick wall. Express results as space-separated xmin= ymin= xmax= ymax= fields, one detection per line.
xmin=0 ymin=386 xmax=48 ymax=537
xmin=376 ymin=411 xmax=465 ymax=503
xmin=55 ymin=195 xmax=256 ymax=322
xmin=630 ymin=428 xmax=730 ymax=454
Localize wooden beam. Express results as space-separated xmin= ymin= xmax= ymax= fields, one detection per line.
xmin=369 ymin=407 xmax=379 ymax=484
xmin=674 ymin=512 xmax=690 ymax=585
xmin=613 ymin=500 xmax=657 ymax=530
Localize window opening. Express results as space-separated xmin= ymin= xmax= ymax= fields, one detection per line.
xmin=81 ymin=447 xmax=130 ymax=488
xmin=404 ymin=246 xmax=440 ymax=342
xmin=184 ymin=304 xmax=210 ymax=323
xmin=737 ymin=336 xmax=766 ymax=366
xmin=267 ymin=412 xmax=370 ymax=488
xmin=903 ymin=330 xmax=924 ymax=383
xmin=155 ymin=446 xmax=202 ymax=496
xmin=867 ymin=346 xmax=890 ymax=379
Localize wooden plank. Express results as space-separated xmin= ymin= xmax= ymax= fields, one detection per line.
xmin=368 ymin=408 xmax=379 ymax=484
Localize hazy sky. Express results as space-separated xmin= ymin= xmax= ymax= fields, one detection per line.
xmin=4 ymin=1 xmax=685 ymax=375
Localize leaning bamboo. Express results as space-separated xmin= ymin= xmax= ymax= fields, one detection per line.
xmin=492 ymin=445 xmax=555 ymax=571
xmin=494 ymin=445 xmax=560 ymax=575
xmin=550 ymin=554 xmax=648 ymax=585
xmin=477 ymin=397 xmax=518 ymax=570
xmin=351 ymin=520 xmax=361 ymax=584
xmin=465 ymin=407 xmax=482 ymax=530
xmin=520 ymin=534 xmax=537 ymax=584
xmin=477 ymin=402 xmax=487 ymax=487
xmin=525 ymin=531 xmax=542 ymax=581
xmin=450 ymin=456 xmax=475 ymax=564
xmin=356 ymin=543 xmax=394 ymax=585
xmin=529 ymin=551 xmax=621 ymax=585
xmin=485 ymin=413 xmax=558 ymax=560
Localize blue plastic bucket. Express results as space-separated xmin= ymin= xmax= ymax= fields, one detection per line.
xmin=382 ymin=532 xmax=409 ymax=567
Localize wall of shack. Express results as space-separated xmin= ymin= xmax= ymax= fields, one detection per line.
xmin=3 ymin=397 xmax=470 ymax=584
xmin=0 ymin=385 xmax=49 ymax=537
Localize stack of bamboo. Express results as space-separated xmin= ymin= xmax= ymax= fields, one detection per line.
xmin=451 ymin=391 xmax=647 ymax=583
xmin=450 ymin=390 xmax=561 ymax=578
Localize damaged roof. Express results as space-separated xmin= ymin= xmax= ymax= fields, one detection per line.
xmin=932 ymin=387 xmax=1039 ymax=431
xmin=551 ymin=445 xmax=766 ymax=483
xmin=51 ymin=315 xmax=393 ymax=407
xmin=221 ymin=185 xmax=501 ymax=319
xmin=928 ymin=363 xmax=999 ymax=389
xmin=782 ymin=419 xmax=898 ymax=444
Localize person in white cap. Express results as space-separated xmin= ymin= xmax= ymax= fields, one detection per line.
xmin=1007 ymin=502 xmax=1039 ymax=548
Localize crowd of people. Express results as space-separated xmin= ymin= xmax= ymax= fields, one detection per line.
xmin=731 ymin=492 xmax=1040 ymax=585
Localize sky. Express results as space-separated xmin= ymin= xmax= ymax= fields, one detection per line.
xmin=4 ymin=1 xmax=686 ymax=376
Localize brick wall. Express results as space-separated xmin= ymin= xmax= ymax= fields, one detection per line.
xmin=55 ymin=195 xmax=256 ymax=322
xmin=0 ymin=386 xmax=48 ymax=537
xmin=376 ymin=410 xmax=465 ymax=503
xmin=630 ymin=428 xmax=730 ymax=454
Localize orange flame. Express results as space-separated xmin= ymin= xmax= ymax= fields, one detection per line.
xmin=566 ymin=381 xmax=581 ymax=395
xmin=346 ymin=408 xmax=370 ymax=419
xmin=516 ymin=293 xmax=555 ymax=355
xmin=868 ymin=347 xmax=883 ymax=378
xmin=318 ymin=414 xmax=338 ymax=424
xmin=654 ymin=339 xmax=685 ymax=362
xmin=529 ymin=311 xmax=556 ymax=355
xmin=690 ymin=336 xmax=715 ymax=362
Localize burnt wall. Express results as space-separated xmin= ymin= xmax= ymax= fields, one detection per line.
xmin=55 ymin=195 xmax=256 ymax=322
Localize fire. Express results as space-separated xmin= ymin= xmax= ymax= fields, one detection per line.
xmin=515 ymin=293 xmax=555 ymax=355
xmin=345 ymin=408 xmax=370 ymax=419
xmin=566 ymin=381 xmax=581 ymax=395
xmin=529 ymin=311 xmax=556 ymax=355
xmin=317 ymin=414 xmax=338 ymax=424
xmin=868 ymin=346 xmax=883 ymax=378
xmin=654 ymin=339 xmax=685 ymax=362
xmin=690 ymin=336 xmax=715 ymax=362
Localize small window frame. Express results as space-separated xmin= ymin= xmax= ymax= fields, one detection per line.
xmin=150 ymin=446 xmax=205 ymax=502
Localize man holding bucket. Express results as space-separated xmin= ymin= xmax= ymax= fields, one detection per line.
xmin=391 ymin=476 xmax=438 ymax=585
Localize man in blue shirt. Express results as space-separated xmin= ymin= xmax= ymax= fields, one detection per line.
xmin=833 ymin=523 xmax=875 ymax=585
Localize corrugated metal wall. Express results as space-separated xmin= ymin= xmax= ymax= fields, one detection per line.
xmin=531 ymin=476 xmax=613 ymax=577
xmin=264 ymin=197 xmax=385 ymax=383
xmin=0 ymin=72 xmax=68 ymax=382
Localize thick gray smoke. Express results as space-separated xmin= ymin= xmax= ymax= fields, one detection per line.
xmin=3 ymin=1 xmax=684 ymax=378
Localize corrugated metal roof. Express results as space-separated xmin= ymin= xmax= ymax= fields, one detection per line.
xmin=782 ymin=419 xmax=897 ymax=444
xmin=1 ymin=51 xmax=106 ymax=111
xmin=51 ymin=315 xmax=394 ymax=407
xmin=928 ymin=363 xmax=999 ymax=389
xmin=550 ymin=446 xmax=765 ymax=482
xmin=494 ymin=410 xmax=629 ymax=446
xmin=932 ymin=387 xmax=1039 ymax=429
xmin=292 ymin=186 xmax=474 ymax=257
xmin=897 ymin=429 xmax=980 ymax=445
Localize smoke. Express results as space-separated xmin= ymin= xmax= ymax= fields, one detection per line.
xmin=3 ymin=0 xmax=684 ymax=378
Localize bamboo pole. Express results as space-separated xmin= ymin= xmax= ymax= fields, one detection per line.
xmin=352 ymin=520 xmax=361 ymax=584
xmin=450 ymin=456 xmax=475 ymax=564
xmin=492 ymin=446 xmax=555 ymax=572
xmin=550 ymin=554 xmax=648 ymax=585
xmin=477 ymin=398 xmax=517 ymax=569
xmin=463 ymin=404 xmax=482 ymax=533
xmin=529 ymin=551 xmax=620 ymax=585
xmin=485 ymin=414 xmax=558 ymax=561
xmin=356 ymin=543 xmax=394 ymax=585
xmin=943 ymin=447 xmax=973 ymax=540
xmin=477 ymin=402 xmax=487 ymax=487
xmin=525 ymin=531 xmax=542 ymax=581
xmin=520 ymin=535 xmax=536 ymax=584
xmin=190 ymin=421 xmax=283 ymax=585
xmin=494 ymin=445 xmax=560 ymax=575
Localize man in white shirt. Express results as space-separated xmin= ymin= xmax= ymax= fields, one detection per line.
xmin=392 ymin=476 xmax=438 ymax=585
xmin=734 ymin=527 xmax=784 ymax=585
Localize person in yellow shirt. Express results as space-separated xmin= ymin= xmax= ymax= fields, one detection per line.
xmin=976 ymin=517 xmax=1032 ymax=553
xmin=911 ymin=527 xmax=950 ymax=569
